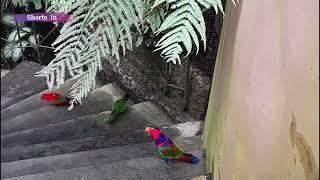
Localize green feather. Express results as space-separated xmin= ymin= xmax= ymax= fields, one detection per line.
xmin=96 ymin=113 xmax=117 ymax=126
xmin=111 ymin=98 xmax=129 ymax=114
xmin=51 ymin=96 xmax=67 ymax=105
xmin=158 ymin=143 xmax=184 ymax=159
xmin=95 ymin=95 xmax=129 ymax=126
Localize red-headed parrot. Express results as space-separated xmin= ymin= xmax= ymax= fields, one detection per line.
xmin=41 ymin=92 xmax=70 ymax=106
xmin=145 ymin=126 xmax=199 ymax=164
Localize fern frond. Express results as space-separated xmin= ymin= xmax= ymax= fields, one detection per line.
xmin=12 ymin=0 xmax=43 ymax=10
xmin=145 ymin=4 xmax=166 ymax=32
xmin=231 ymin=0 xmax=239 ymax=7
xmin=154 ymin=0 xmax=224 ymax=64
xmin=196 ymin=0 xmax=224 ymax=15
xmin=47 ymin=0 xmax=78 ymax=12
xmin=68 ymin=50 xmax=98 ymax=110
xmin=152 ymin=0 xmax=165 ymax=8
xmin=1 ymin=14 xmax=24 ymax=27
xmin=154 ymin=0 xmax=205 ymax=64
xmin=36 ymin=0 xmax=145 ymax=110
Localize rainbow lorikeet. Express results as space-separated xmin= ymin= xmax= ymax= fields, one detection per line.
xmin=96 ymin=94 xmax=129 ymax=125
xmin=41 ymin=92 xmax=71 ymax=106
xmin=145 ymin=127 xmax=200 ymax=164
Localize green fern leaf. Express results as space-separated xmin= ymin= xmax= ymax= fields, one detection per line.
xmin=154 ymin=0 xmax=223 ymax=64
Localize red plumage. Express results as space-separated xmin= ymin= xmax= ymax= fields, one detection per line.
xmin=41 ymin=92 xmax=61 ymax=101
xmin=41 ymin=92 xmax=70 ymax=106
xmin=145 ymin=127 xmax=200 ymax=164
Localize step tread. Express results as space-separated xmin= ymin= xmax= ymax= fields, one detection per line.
xmin=1 ymin=136 xmax=201 ymax=179
xmin=1 ymin=83 xmax=125 ymax=135
xmin=2 ymin=136 xmax=204 ymax=180
xmin=1 ymin=61 xmax=46 ymax=109
xmin=1 ymin=101 xmax=173 ymax=147
xmin=1 ymin=78 xmax=76 ymax=120
xmin=1 ymin=121 xmax=202 ymax=163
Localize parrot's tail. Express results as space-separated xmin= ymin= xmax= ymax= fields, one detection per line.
xmin=106 ymin=113 xmax=117 ymax=123
xmin=53 ymin=97 xmax=71 ymax=107
xmin=53 ymin=100 xmax=70 ymax=106
xmin=96 ymin=113 xmax=117 ymax=126
xmin=177 ymin=153 xmax=200 ymax=164
xmin=54 ymin=102 xmax=69 ymax=106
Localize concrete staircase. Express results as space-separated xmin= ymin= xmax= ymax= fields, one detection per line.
xmin=1 ymin=61 xmax=205 ymax=180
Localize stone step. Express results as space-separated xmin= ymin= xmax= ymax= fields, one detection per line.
xmin=1 ymin=78 xmax=76 ymax=121
xmin=1 ymin=121 xmax=202 ymax=163
xmin=1 ymin=102 xmax=173 ymax=148
xmin=1 ymin=83 xmax=125 ymax=135
xmin=1 ymin=136 xmax=201 ymax=179
xmin=2 ymin=136 xmax=204 ymax=180
xmin=1 ymin=69 xmax=10 ymax=78
xmin=1 ymin=61 xmax=46 ymax=109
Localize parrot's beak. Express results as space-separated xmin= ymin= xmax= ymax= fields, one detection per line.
xmin=144 ymin=127 xmax=151 ymax=134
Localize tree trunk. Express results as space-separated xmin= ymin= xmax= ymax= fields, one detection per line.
xmin=203 ymin=0 xmax=319 ymax=179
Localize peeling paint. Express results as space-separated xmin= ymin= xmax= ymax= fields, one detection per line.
xmin=289 ymin=112 xmax=319 ymax=180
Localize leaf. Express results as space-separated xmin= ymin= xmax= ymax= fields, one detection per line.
xmin=3 ymin=43 xmax=14 ymax=59
xmin=33 ymin=0 xmax=42 ymax=10
xmin=1 ymin=14 xmax=16 ymax=26
xmin=28 ymin=35 xmax=37 ymax=45
xmin=154 ymin=0 xmax=223 ymax=64
xmin=135 ymin=35 xmax=144 ymax=47
xmin=152 ymin=0 xmax=167 ymax=8
xmin=11 ymin=41 xmax=28 ymax=62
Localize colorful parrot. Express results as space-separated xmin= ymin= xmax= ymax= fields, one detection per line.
xmin=41 ymin=92 xmax=71 ymax=106
xmin=96 ymin=93 xmax=129 ymax=125
xmin=145 ymin=126 xmax=200 ymax=164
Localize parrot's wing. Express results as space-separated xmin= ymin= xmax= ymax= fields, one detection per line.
xmin=51 ymin=96 xmax=66 ymax=105
xmin=172 ymin=140 xmax=184 ymax=152
xmin=155 ymin=149 xmax=164 ymax=159
xmin=112 ymin=99 xmax=128 ymax=114
xmin=159 ymin=144 xmax=184 ymax=159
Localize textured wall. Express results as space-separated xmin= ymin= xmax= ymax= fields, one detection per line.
xmin=203 ymin=0 xmax=319 ymax=179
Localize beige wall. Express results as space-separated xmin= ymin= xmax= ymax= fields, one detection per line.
xmin=203 ymin=0 xmax=319 ymax=179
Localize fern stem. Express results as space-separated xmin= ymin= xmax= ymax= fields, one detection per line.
xmin=39 ymin=26 xmax=58 ymax=44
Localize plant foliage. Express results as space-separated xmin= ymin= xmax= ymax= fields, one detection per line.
xmin=35 ymin=0 xmax=145 ymax=110
xmin=34 ymin=0 xmax=226 ymax=110
xmin=1 ymin=14 xmax=39 ymax=62
xmin=154 ymin=0 xmax=224 ymax=64
xmin=11 ymin=0 xmax=43 ymax=10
